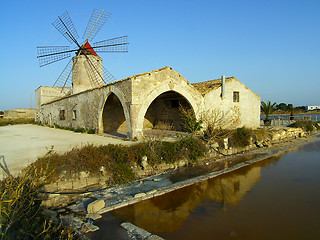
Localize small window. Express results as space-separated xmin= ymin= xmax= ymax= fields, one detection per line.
xmin=233 ymin=91 xmax=239 ymax=102
xmin=59 ymin=110 xmax=65 ymax=120
xmin=72 ymin=110 xmax=77 ymax=120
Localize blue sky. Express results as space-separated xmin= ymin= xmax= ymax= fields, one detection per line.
xmin=1 ymin=0 xmax=319 ymax=110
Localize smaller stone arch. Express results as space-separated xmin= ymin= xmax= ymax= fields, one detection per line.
xmin=97 ymin=86 xmax=131 ymax=137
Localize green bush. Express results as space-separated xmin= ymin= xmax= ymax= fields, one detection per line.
xmin=74 ymin=128 xmax=86 ymax=133
xmin=28 ymin=136 xmax=207 ymax=185
xmin=231 ymin=127 xmax=252 ymax=147
xmin=112 ymin=162 xmax=135 ymax=185
xmin=289 ymin=120 xmax=318 ymax=132
xmin=87 ymin=129 xmax=95 ymax=134
xmin=180 ymin=106 xmax=203 ymax=134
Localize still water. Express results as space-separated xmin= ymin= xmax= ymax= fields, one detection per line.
xmin=90 ymin=139 xmax=320 ymax=239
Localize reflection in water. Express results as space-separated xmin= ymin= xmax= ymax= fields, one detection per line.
xmin=91 ymin=140 xmax=320 ymax=239
xmin=112 ymin=161 xmax=264 ymax=233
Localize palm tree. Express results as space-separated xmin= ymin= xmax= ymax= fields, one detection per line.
xmin=261 ymin=100 xmax=277 ymax=126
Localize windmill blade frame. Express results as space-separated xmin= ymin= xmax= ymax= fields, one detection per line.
xmin=37 ymin=46 xmax=76 ymax=67
xmin=53 ymin=58 xmax=74 ymax=89
xmin=52 ymin=11 xmax=79 ymax=45
xmin=93 ymin=35 xmax=128 ymax=53
xmin=83 ymin=9 xmax=111 ymax=42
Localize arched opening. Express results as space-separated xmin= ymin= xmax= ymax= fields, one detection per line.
xmin=143 ymin=91 xmax=194 ymax=132
xmin=102 ymin=93 xmax=127 ymax=135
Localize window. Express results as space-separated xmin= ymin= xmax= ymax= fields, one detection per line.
xmin=72 ymin=110 xmax=77 ymax=120
xmin=59 ymin=110 xmax=65 ymax=120
xmin=233 ymin=91 xmax=239 ymax=102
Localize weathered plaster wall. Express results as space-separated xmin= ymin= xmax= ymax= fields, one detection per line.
xmin=72 ymin=55 xmax=103 ymax=94
xmin=202 ymin=78 xmax=260 ymax=129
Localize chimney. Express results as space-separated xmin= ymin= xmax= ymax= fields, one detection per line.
xmin=221 ymin=75 xmax=226 ymax=99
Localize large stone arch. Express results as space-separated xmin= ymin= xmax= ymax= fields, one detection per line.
xmin=97 ymin=86 xmax=131 ymax=136
xmin=136 ymin=83 xmax=200 ymax=134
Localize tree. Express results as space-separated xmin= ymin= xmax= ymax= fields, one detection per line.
xmin=277 ymin=103 xmax=288 ymax=111
xmin=261 ymin=101 xmax=277 ymax=126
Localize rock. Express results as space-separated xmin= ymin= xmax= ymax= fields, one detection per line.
xmin=134 ymin=193 xmax=146 ymax=198
xmin=87 ymin=213 xmax=102 ymax=220
xmin=153 ymin=178 xmax=161 ymax=182
xmin=79 ymin=171 xmax=90 ymax=179
xmin=141 ymin=155 xmax=148 ymax=169
xmin=42 ymin=194 xmax=70 ymax=208
xmin=82 ymin=222 xmax=100 ymax=233
xmin=223 ymin=138 xmax=229 ymax=150
xmin=87 ymin=199 xmax=105 ymax=214
xmin=41 ymin=209 xmax=58 ymax=223
xmin=146 ymin=190 xmax=157 ymax=195
xmin=210 ymin=141 xmax=219 ymax=148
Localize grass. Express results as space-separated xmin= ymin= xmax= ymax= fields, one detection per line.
xmin=0 ymin=118 xmax=35 ymax=126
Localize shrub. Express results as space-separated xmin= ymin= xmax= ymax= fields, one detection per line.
xmin=0 ymin=169 xmax=74 ymax=239
xmin=87 ymin=129 xmax=95 ymax=134
xmin=231 ymin=127 xmax=252 ymax=147
xmin=112 ymin=162 xmax=135 ymax=185
xmin=289 ymin=120 xmax=318 ymax=132
xmin=74 ymin=128 xmax=86 ymax=133
xmin=180 ymin=106 xmax=202 ymax=134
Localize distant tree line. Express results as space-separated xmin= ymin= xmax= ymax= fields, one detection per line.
xmin=274 ymin=103 xmax=306 ymax=111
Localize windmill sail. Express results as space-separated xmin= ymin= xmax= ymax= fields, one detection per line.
xmin=52 ymin=11 xmax=79 ymax=45
xmin=83 ymin=9 xmax=111 ymax=42
xmin=93 ymin=36 xmax=128 ymax=52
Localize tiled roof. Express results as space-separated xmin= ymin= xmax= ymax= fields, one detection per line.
xmin=192 ymin=77 xmax=234 ymax=95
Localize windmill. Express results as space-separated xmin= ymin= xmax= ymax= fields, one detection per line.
xmin=37 ymin=9 xmax=128 ymax=94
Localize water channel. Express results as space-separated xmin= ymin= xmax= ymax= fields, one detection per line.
xmin=89 ymin=138 xmax=320 ymax=239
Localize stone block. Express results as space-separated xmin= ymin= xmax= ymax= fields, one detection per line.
xmin=134 ymin=192 xmax=146 ymax=198
xmin=87 ymin=199 xmax=105 ymax=214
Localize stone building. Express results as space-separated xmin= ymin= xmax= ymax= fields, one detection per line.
xmin=35 ymin=66 xmax=260 ymax=139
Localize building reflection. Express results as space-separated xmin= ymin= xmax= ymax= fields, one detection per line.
xmin=112 ymin=163 xmax=262 ymax=233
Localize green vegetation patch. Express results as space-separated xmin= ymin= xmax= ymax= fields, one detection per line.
xmin=0 ymin=118 xmax=35 ymax=126
xmin=230 ymin=127 xmax=253 ymax=147
xmin=27 ymin=136 xmax=206 ymax=185
xmin=289 ymin=120 xmax=320 ymax=132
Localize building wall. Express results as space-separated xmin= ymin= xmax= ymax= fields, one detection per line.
xmin=36 ymin=67 xmax=261 ymax=138
xmin=202 ymin=78 xmax=260 ymax=129
xmin=131 ymin=67 xmax=203 ymax=137
xmin=307 ymin=105 xmax=320 ymax=111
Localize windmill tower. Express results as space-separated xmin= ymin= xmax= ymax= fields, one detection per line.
xmin=37 ymin=9 xmax=128 ymax=95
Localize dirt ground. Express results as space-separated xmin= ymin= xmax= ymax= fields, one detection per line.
xmin=0 ymin=124 xmax=134 ymax=177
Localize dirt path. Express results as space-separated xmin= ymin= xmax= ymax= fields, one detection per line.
xmin=0 ymin=124 xmax=134 ymax=177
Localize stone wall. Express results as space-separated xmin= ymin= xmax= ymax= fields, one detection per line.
xmin=4 ymin=108 xmax=35 ymax=119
